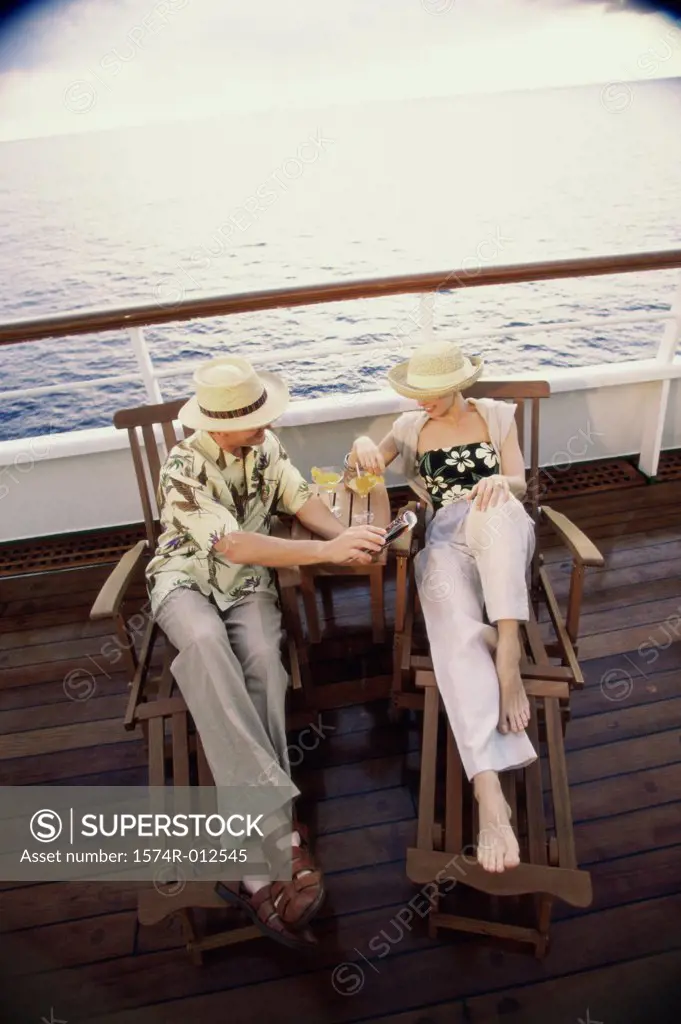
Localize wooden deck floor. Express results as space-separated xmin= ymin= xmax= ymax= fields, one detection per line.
xmin=1 ymin=476 xmax=681 ymax=1023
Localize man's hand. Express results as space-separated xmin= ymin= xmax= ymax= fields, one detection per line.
xmin=467 ymin=475 xmax=511 ymax=512
xmin=352 ymin=436 xmax=385 ymax=475
xmin=323 ymin=525 xmax=386 ymax=565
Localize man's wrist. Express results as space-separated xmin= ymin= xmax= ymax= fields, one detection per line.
xmin=311 ymin=539 xmax=330 ymax=563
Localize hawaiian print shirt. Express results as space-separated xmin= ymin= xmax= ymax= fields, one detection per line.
xmin=146 ymin=430 xmax=310 ymax=616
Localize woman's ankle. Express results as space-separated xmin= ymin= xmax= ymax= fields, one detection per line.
xmin=496 ymin=620 xmax=520 ymax=645
xmin=473 ymin=769 xmax=502 ymax=799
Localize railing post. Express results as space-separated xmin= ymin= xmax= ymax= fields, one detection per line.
xmin=419 ymin=293 xmax=435 ymax=345
xmin=128 ymin=326 xmax=163 ymax=405
xmin=638 ymin=270 xmax=681 ymax=478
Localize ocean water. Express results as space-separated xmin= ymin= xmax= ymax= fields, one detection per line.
xmin=1 ymin=78 xmax=680 ymax=441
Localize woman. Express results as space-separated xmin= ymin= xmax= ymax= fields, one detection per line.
xmin=346 ymin=340 xmax=537 ymax=873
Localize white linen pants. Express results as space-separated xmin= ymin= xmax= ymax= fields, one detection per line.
xmin=414 ymin=495 xmax=538 ymax=780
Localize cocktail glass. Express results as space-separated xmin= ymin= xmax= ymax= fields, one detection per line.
xmin=348 ymin=472 xmax=384 ymax=497
xmin=311 ymin=466 xmax=344 ymax=519
xmin=311 ymin=466 xmax=343 ymax=492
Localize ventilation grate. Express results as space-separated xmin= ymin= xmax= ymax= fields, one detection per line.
xmin=0 ymin=525 xmax=147 ymax=577
xmin=655 ymin=449 xmax=681 ymax=482
xmin=536 ymin=457 xmax=644 ymax=499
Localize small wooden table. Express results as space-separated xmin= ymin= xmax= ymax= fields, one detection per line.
xmin=292 ymin=479 xmax=392 ymax=645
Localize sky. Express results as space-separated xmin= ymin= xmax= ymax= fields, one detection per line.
xmin=0 ymin=0 xmax=680 ymax=141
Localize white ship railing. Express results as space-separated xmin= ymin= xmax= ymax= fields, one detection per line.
xmin=0 ymin=249 xmax=680 ymax=478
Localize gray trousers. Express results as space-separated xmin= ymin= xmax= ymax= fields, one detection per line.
xmin=156 ymin=588 xmax=298 ymax=802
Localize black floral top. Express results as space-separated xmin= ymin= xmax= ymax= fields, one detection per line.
xmin=418 ymin=441 xmax=499 ymax=511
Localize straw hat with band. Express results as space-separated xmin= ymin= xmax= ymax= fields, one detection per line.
xmin=178 ymin=356 xmax=290 ymax=431
xmin=387 ymin=341 xmax=484 ymax=400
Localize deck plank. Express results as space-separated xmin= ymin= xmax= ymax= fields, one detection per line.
xmin=0 ymin=693 xmax=130 ymax=735
xmin=368 ymin=949 xmax=681 ymax=1023
xmin=0 ymin=739 xmax=149 ymax=785
xmin=578 ymin=624 xmax=680 ymax=660
xmin=0 ymin=717 xmax=140 ymax=761
xmin=0 ymin=650 xmax=162 ymax=689
xmin=0 ymin=671 xmax=131 ymax=712
xmin=566 ymin=693 xmax=681 ymax=750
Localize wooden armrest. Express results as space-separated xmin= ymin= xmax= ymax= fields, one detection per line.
xmin=276 ymin=565 xmax=301 ymax=589
xmin=391 ymin=501 xmax=421 ymax=557
xmin=270 ymin=515 xmax=292 ymax=540
xmin=90 ymin=540 xmax=148 ymax=620
xmin=270 ymin=516 xmax=301 ymax=588
xmin=541 ymin=505 xmax=604 ymax=567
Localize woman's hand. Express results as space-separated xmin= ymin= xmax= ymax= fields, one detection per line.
xmin=351 ymin=436 xmax=385 ymax=475
xmin=467 ymin=474 xmax=511 ymax=511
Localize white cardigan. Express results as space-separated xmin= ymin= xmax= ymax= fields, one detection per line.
xmin=391 ymin=397 xmax=519 ymax=509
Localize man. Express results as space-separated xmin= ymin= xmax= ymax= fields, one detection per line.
xmin=146 ymin=355 xmax=385 ymax=950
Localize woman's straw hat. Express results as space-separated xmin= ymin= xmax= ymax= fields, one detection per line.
xmin=179 ymin=356 xmax=290 ymax=431
xmin=387 ymin=341 xmax=484 ymax=400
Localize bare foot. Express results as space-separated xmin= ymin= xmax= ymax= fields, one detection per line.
xmin=495 ymin=633 xmax=530 ymax=734
xmin=474 ymin=771 xmax=520 ymax=873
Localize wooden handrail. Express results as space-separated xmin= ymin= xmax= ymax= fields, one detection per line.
xmin=1 ymin=249 xmax=681 ymax=346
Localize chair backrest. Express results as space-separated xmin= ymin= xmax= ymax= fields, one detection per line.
xmin=465 ymin=379 xmax=551 ymax=525
xmin=114 ymin=399 xmax=193 ymax=548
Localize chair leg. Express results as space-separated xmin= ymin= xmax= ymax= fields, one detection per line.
xmin=392 ymin=556 xmax=408 ymax=703
xmin=394 ymin=556 xmax=408 ymax=633
xmin=428 ymin=888 xmax=441 ymax=938
xmin=369 ymin=565 xmax=385 ymax=645
xmin=279 ymin=585 xmax=313 ymax=700
xmin=300 ymin=573 xmax=322 ymax=644
xmin=396 ymin=562 xmax=416 ymax=703
xmin=390 ymin=637 xmax=406 ymax=723
xmin=319 ymin=577 xmax=335 ymax=626
xmin=444 ymin=728 xmax=463 ymax=853
xmin=535 ymin=895 xmax=553 ymax=958
xmin=177 ymin=908 xmax=204 ymax=966
xmin=416 ymin=684 xmax=440 ymax=852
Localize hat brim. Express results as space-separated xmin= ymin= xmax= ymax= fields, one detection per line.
xmin=178 ymin=371 xmax=290 ymax=431
xmin=387 ymin=355 xmax=484 ymax=400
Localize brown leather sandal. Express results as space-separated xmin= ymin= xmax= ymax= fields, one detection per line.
xmin=269 ymin=827 xmax=325 ymax=931
xmin=214 ymin=881 xmax=317 ymax=951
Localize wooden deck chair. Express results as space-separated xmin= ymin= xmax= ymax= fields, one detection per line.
xmin=89 ymin=399 xmax=313 ymax=963
xmin=390 ymin=380 xmax=605 ymax=956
